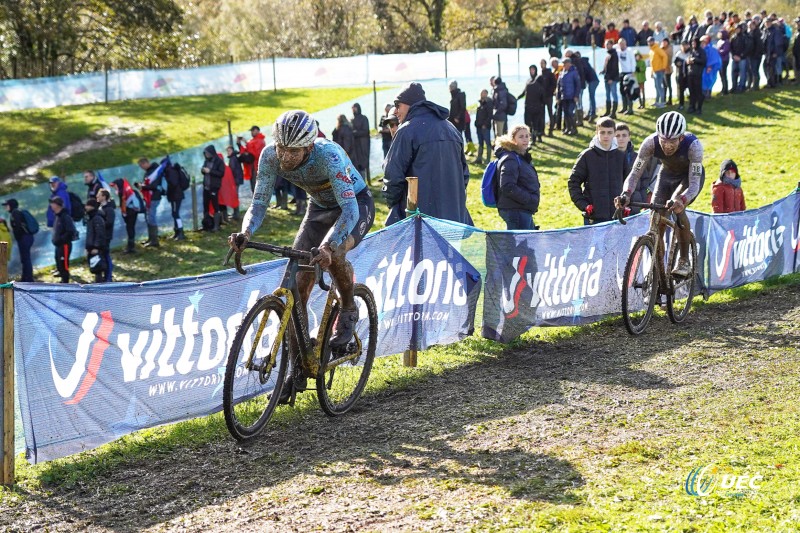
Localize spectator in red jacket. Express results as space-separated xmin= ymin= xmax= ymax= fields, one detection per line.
xmin=236 ymin=125 xmax=266 ymax=192
xmin=711 ymin=159 xmax=746 ymax=213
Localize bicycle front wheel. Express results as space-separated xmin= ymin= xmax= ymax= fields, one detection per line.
xmin=621 ymin=235 xmax=658 ymax=335
xmin=316 ymin=283 xmax=378 ymax=416
xmin=666 ymin=235 xmax=697 ymax=324
xmin=223 ymin=295 xmax=289 ymax=442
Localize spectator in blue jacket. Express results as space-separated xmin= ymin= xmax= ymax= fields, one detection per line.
xmin=46 ymin=176 xmax=71 ymax=228
xmin=382 ymin=82 xmax=472 ymax=227
xmin=577 ymin=51 xmax=600 ymax=122
xmin=557 ymin=57 xmax=581 ymax=135
xmin=620 ymin=20 xmax=638 ymax=51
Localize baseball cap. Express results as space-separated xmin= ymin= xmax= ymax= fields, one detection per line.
xmin=49 ymin=196 xmax=64 ymax=207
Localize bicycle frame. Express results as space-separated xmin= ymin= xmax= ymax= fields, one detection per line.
xmin=617 ymin=202 xmax=682 ymax=294
xmin=226 ymin=243 xmax=363 ymax=381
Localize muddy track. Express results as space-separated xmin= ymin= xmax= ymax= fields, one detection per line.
xmin=1 ymin=282 xmax=799 ymax=532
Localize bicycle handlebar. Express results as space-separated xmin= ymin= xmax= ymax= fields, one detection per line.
xmin=613 ymin=200 xmax=675 ymax=225
xmin=223 ymin=241 xmax=330 ymax=291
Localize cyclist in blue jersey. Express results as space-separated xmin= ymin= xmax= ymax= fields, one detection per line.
xmin=229 ymin=110 xmax=375 ymax=357
xmin=615 ymin=111 xmax=705 ymax=277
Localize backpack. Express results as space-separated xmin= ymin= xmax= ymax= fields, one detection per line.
xmin=67 ymin=191 xmax=85 ymax=222
xmin=175 ymin=163 xmax=191 ymax=191
xmin=506 ymin=93 xmax=518 ymax=115
xmin=481 ymin=154 xmax=519 ymax=208
xmin=21 ymin=210 xmax=39 ymax=235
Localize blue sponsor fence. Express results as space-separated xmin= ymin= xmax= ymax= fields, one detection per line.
xmin=6 ymin=187 xmax=800 ymax=463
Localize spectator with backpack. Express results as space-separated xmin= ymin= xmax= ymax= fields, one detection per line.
xmin=490 ymin=76 xmax=510 ymax=137
xmin=519 ymin=65 xmax=546 ymax=147
xmin=111 ymin=178 xmax=145 ymax=254
xmin=201 ymin=145 xmax=225 ymax=232
xmin=557 ymin=57 xmax=581 ymax=136
xmin=46 ymin=176 xmax=72 ymax=228
xmin=97 ymin=189 xmax=115 ymax=281
xmin=492 ymin=124 xmax=540 ymax=230
xmin=136 ymin=157 xmax=168 ymax=247
xmin=164 ymin=161 xmax=187 ymax=240
xmin=84 ymin=198 xmax=107 ymax=283
xmin=3 ymin=198 xmax=35 ymax=282
xmin=49 ymin=196 xmax=76 ymax=284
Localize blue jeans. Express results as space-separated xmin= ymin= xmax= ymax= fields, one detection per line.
xmin=653 ymin=71 xmax=665 ymax=103
xmin=733 ymin=58 xmax=747 ymax=90
xmin=587 ymin=79 xmax=599 ymax=116
xmin=605 ymin=79 xmax=618 ymax=102
xmin=147 ymin=197 xmax=161 ymax=226
xmin=476 ymin=127 xmax=491 ymax=161
xmin=17 ymin=233 xmax=34 ymax=282
xmin=498 ymin=208 xmax=535 ymax=230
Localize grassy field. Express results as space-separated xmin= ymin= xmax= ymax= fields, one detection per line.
xmin=1 ymin=84 xmax=800 ymax=531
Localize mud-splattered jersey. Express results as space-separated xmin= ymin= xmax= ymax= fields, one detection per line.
xmin=243 ymin=138 xmax=366 ymax=247
xmin=623 ymin=132 xmax=704 ymax=202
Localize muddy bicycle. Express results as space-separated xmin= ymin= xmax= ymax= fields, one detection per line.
xmin=614 ymin=201 xmax=698 ymax=335
xmin=222 ymin=241 xmax=378 ymax=442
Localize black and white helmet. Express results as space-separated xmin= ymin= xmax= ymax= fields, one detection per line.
xmin=656 ymin=111 xmax=686 ymax=139
xmin=273 ymin=110 xmax=318 ymax=148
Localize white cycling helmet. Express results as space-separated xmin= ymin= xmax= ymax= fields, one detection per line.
xmin=273 ymin=110 xmax=318 ymax=148
xmin=656 ymin=111 xmax=686 ymax=139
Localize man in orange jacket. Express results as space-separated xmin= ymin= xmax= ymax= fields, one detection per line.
xmin=236 ymin=125 xmax=266 ymax=192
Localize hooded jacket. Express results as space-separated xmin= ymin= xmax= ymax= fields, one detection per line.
xmin=202 ymin=145 xmax=225 ymax=191
xmin=711 ymin=159 xmax=746 ymax=213
xmin=568 ymin=135 xmax=631 ymax=222
xmin=717 ymin=30 xmax=731 ymax=62
xmin=494 ymin=139 xmax=540 ymax=213
xmin=351 ymin=103 xmax=370 ymax=171
xmin=85 ymin=208 xmax=107 ymax=252
xmin=382 ymin=100 xmax=472 ymax=226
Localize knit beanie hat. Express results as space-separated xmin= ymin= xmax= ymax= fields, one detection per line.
xmin=396 ymin=82 xmax=426 ymax=106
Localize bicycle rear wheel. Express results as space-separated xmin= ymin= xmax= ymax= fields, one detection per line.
xmin=621 ymin=235 xmax=658 ymax=335
xmin=223 ymin=295 xmax=289 ymax=442
xmin=316 ymin=284 xmax=378 ymax=416
xmin=666 ymin=235 xmax=697 ymax=323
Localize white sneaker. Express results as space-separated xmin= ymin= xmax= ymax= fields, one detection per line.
xmin=671 ymin=259 xmax=691 ymax=278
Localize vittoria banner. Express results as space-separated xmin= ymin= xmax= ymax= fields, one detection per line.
xmin=699 ymin=194 xmax=799 ymax=294
xmin=481 ymin=215 xmax=650 ymax=342
xmin=13 ymin=217 xmax=480 ymax=463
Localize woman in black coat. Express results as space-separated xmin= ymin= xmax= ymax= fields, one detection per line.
xmin=494 ymin=125 xmax=541 ymax=230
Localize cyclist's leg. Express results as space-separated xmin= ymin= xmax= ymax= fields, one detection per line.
xmin=322 ymin=189 xmax=375 ymax=346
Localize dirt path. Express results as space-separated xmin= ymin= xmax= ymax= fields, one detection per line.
xmin=1 ymin=122 xmax=144 ymax=186
xmin=1 ymin=283 xmax=799 ymax=532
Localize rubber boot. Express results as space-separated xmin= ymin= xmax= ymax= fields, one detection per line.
xmin=124 ymin=239 xmax=136 ymax=254
xmin=611 ymin=102 xmax=618 ymax=119
xmin=212 ymin=213 xmax=221 ymax=232
xmin=220 ymin=208 xmax=229 ymax=225
xmin=271 ymin=189 xmax=284 ymax=209
xmin=602 ymin=100 xmax=611 ymax=117
xmin=576 ymin=108 xmax=584 ymax=128
xmin=171 ymin=225 xmax=179 ymax=240
xmin=143 ymin=225 xmax=159 ymax=247
xmin=232 ymin=207 xmax=240 ymax=221
xmin=174 ymin=228 xmax=186 ymax=240
xmin=293 ymin=199 xmax=306 ymax=216
xmin=280 ymin=191 xmax=289 ymax=210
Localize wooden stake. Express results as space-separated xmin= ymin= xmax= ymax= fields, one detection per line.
xmin=1 ymin=242 xmax=14 ymax=486
xmin=403 ymin=178 xmax=419 ymax=367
